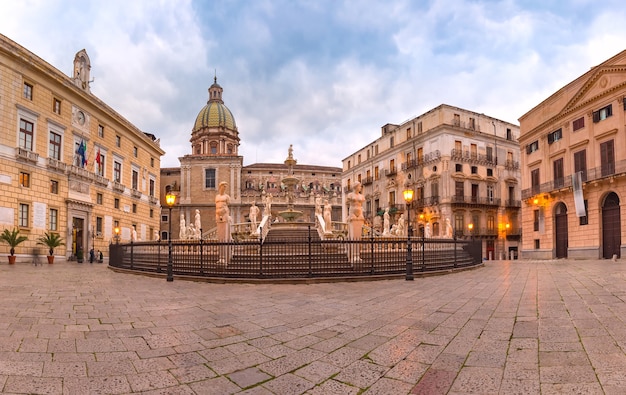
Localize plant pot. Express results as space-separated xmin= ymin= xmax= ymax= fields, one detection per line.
xmin=47 ymin=256 xmax=54 ymax=264
xmin=8 ymin=255 xmax=16 ymax=264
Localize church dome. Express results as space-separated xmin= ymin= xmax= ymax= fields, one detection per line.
xmin=192 ymin=77 xmax=237 ymax=132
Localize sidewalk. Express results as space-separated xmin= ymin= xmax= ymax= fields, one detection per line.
xmin=0 ymin=259 xmax=625 ymax=394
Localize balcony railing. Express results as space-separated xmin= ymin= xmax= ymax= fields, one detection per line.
xmin=68 ymin=165 xmax=95 ymax=181
xmin=451 ymin=195 xmax=501 ymax=206
xmin=362 ymin=176 xmax=373 ymax=186
xmin=149 ymin=196 xmax=158 ymax=205
xmin=505 ymin=199 xmax=521 ymax=208
xmin=47 ymin=158 xmax=67 ymax=172
xmin=15 ymin=147 xmax=39 ymax=163
xmin=384 ymin=166 xmax=397 ymax=177
xmin=113 ymin=181 xmax=125 ymax=193
xmin=522 ymin=159 xmax=626 ymax=200
xmin=450 ymin=149 xmax=496 ymax=166
xmin=505 ymin=159 xmax=519 ymax=170
xmin=131 ymin=188 xmax=142 ymax=199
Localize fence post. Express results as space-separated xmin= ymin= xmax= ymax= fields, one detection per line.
xmin=157 ymin=240 xmax=161 ymax=273
xmin=308 ymin=225 xmax=312 ymax=276
xmin=370 ymin=233 xmax=375 ymax=274
xmin=259 ymin=233 xmax=263 ymax=277
xmin=453 ymin=234 xmax=457 ymax=268
xmin=421 ymin=235 xmax=425 ymax=271
xmin=199 ymin=230 xmax=204 ymax=275
xmin=130 ymin=240 xmax=134 ymax=270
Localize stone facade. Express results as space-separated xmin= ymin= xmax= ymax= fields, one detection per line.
xmin=519 ymin=50 xmax=626 ymax=259
xmin=342 ymin=104 xmax=522 ymax=260
xmin=0 ymin=34 xmax=164 ymax=261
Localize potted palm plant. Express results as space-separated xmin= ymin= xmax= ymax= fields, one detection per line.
xmin=0 ymin=228 xmax=28 ymax=264
xmin=37 ymin=232 xmax=65 ymax=264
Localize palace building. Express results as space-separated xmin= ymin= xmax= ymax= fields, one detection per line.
xmin=159 ymin=78 xmax=342 ymax=240
xmin=0 ymin=34 xmax=164 ymax=261
xmin=342 ymin=104 xmax=522 ymax=260
xmin=519 ymin=50 xmax=626 ymax=259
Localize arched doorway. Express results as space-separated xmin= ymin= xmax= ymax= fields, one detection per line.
xmin=602 ymin=192 xmax=621 ymax=259
xmin=554 ymin=202 xmax=568 ymax=258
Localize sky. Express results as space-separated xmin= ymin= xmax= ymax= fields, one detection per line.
xmin=2 ymin=0 xmax=626 ymax=168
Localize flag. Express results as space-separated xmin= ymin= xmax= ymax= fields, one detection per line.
xmin=95 ymin=147 xmax=101 ymax=172
xmin=572 ymin=171 xmax=586 ymax=217
xmin=76 ymin=140 xmax=87 ymax=167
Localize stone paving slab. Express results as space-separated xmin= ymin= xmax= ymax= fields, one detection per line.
xmin=1 ymin=259 xmax=626 ymax=393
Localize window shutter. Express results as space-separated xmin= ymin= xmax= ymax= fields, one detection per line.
xmin=547 ymin=132 xmax=554 ymax=144
xmin=526 ymin=144 xmax=531 ymax=154
xmin=607 ymin=104 xmax=613 ymax=117
xmin=593 ymin=110 xmax=600 ymax=123
xmin=623 ymin=97 xmax=626 ymax=110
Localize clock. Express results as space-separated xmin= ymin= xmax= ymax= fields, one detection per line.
xmin=77 ymin=111 xmax=85 ymax=125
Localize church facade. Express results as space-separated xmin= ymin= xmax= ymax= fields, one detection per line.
xmin=159 ymin=79 xmax=342 ymax=240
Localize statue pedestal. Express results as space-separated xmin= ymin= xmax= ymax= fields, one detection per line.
xmin=216 ymin=221 xmax=231 ymax=265
xmin=348 ymin=218 xmax=364 ymax=264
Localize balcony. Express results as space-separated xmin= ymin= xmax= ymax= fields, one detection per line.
xmin=93 ymin=174 xmax=109 ymax=187
xmin=15 ymin=147 xmax=39 ymax=164
xmin=505 ymin=199 xmax=521 ymax=208
xmin=505 ymin=159 xmax=519 ymax=170
xmin=131 ymin=188 xmax=142 ymax=199
xmin=47 ymin=158 xmax=67 ymax=172
xmin=451 ymin=195 xmax=501 ymax=206
xmin=112 ymin=181 xmax=125 ymax=193
xmin=362 ymin=176 xmax=373 ymax=186
xmin=149 ymin=196 xmax=158 ymax=205
xmin=68 ymin=165 xmax=95 ymax=181
xmin=450 ymin=149 xmax=496 ymax=166
xmin=384 ymin=166 xmax=397 ymax=177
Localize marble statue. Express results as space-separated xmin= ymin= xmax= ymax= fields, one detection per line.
xmin=194 ymin=210 xmax=201 ymax=233
xmin=396 ymin=214 xmax=405 ymax=237
xmin=425 ymin=222 xmax=432 ymax=238
xmin=323 ymin=199 xmax=332 ymax=234
xmin=445 ymin=217 xmax=453 ymax=238
xmin=131 ymin=226 xmax=137 ymax=241
xmin=383 ymin=208 xmax=390 ymax=236
xmin=154 ymin=230 xmax=160 ymax=241
xmin=263 ymin=193 xmax=273 ymax=216
xmin=315 ymin=195 xmax=323 ymax=216
xmin=249 ymin=202 xmax=260 ymax=233
xmin=215 ymin=181 xmax=231 ymax=242
xmin=179 ymin=214 xmax=186 ymax=240
xmin=346 ymin=182 xmax=366 ymax=262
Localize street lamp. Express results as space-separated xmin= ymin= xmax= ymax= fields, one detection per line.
xmin=114 ymin=226 xmax=120 ymax=244
xmin=165 ymin=192 xmax=176 ymax=282
xmin=403 ymin=188 xmax=414 ymax=281
xmin=468 ymin=223 xmax=474 ymax=237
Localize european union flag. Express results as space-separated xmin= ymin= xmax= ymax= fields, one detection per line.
xmin=77 ymin=140 xmax=87 ymax=167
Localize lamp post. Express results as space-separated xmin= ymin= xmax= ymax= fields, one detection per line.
xmin=114 ymin=226 xmax=120 ymax=244
xmin=468 ymin=223 xmax=474 ymax=240
xmin=403 ymin=188 xmax=414 ymax=281
xmin=165 ymin=192 xmax=176 ymax=282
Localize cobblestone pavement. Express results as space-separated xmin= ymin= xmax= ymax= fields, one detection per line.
xmin=1 ymin=259 xmax=626 ymax=394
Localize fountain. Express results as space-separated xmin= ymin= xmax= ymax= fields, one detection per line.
xmin=277 ymin=145 xmax=304 ymax=222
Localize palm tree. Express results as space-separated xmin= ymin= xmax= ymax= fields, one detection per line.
xmin=37 ymin=232 xmax=65 ymax=256
xmin=0 ymin=228 xmax=28 ymax=256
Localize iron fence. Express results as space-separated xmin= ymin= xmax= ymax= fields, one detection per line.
xmin=109 ymin=235 xmax=482 ymax=280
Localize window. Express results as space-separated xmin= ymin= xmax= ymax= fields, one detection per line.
xmin=113 ymin=161 xmax=122 ymax=183
xmin=149 ymin=179 xmax=155 ymax=197
xmin=162 ymin=215 xmax=168 ymax=223
xmin=600 ymin=140 xmax=615 ymax=177
xmin=573 ymin=117 xmax=585 ymax=131
xmin=487 ymin=215 xmax=495 ymax=232
xmin=19 ymin=172 xmax=30 ymax=188
xmin=374 ymin=166 xmax=379 ymax=180
xmin=389 ymin=191 xmax=396 ymax=207
xmin=471 ymin=166 xmax=478 ymax=174
xmin=150 ymin=209 xmax=153 ymax=218
xmin=417 ymin=121 xmax=423 ymax=134
xmin=526 ymin=140 xmax=539 ymax=154
xmin=579 ymin=200 xmax=588 ymax=226
xmin=114 ymin=198 xmax=120 ymax=209
xmin=431 ymin=182 xmax=439 ymax=199
xmin=150 ymin=157 xmax=154 ymax=167
xmin=96 ymin=193 xmax=103 ymax=205
xmin=358 ymin=154 xmax=361 ymax=164
xmin=133 ymin=146 xmax=138 ymax=157
xmin=487 ymin=185 xmax=494 ymax=202
xmin=50 ymin=180 xmax=58 ymax=194
xmin=469 ymin=117 xmax=475 ymax=130
xmin=486 ymin=146 xmax=493 ymax=162
xmin=53 ymin=98 xmax=61 ymax=114
xmin=96 ymin=217 xmax=103 ymax=234
xmin=132 ymin=203 xmax=137 ymax=214
xmin=98 ymin=124 xmax=104 ymax=138
xmin=375 ymin=145 xmax=379 ymax=155
xmin=205 ymin=168 xmax=216 ymax=189
xmin=49 ymin=208 xmax=58 ymax=231
xmin=455 ymin=181 xmax=464 ymax=197
xmin=19 ymin=119 xmax=34 ymax=150
xmin=455 ymin=214 xmax=464 ymax=236
xmin=531 ymin=169 xmax=540 ymax=195
xmin=417 ymin=147 xmax=423 ymax=164
xmin=533 ymin=210 xmax=539 ymax=231
xmin=210 ymin=143 xmax=217 ymax=154
xmin=406 ymin=128 xmax=411 ymax=139
xmin=506 ymin=128 xmax=512 ymax=140
xmin=574 ymin=149 xmax=587 ymax=182
xmin=389 ymin=159 xmax=395 ymax=173
xmin=453 ymin=113 xmax=460 ymax=126
xmin=455 ymin=140 xmax=462 ymax=152
xmin=471 ymin=184 xmax=479 ymax=202
xmin=547 ymin=128 xmax=562 ymax=144
xmin=487 ymin=168 xmax=493 ymax=177
xmin=357 ymin=174 xmax=362 ymax=183
xmin=553 ymin=158 xmax=564 ymax=188
xmin=470 ymin=144 xmax=477 ymax=159
xmin=19 ymin=203 xmax=29 ymax=227
xmin=49 ymin=131 xmax=62 ymax=160
xmin=534 ymin=239 xmax=540 ymax=249
xmin=132 ymin=169 xmax=139 ymax=190
xmin=23 ymin=82 xmax=33 ymax=100
xmin=455 ymin=164 xmax=462 ymax=172
xmin=115 ymin=135 xmax=121 ymax=147
xmin=593 ymin=104 xmax=613 ymax=122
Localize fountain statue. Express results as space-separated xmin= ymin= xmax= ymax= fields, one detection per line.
xmin=277 ymin=145 xmax=304 ymax=222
